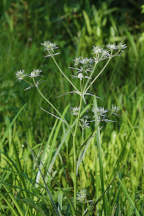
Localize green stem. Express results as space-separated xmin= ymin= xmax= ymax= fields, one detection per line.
xmin=33 ymin=78 xmax=68 ymax=126
xmin=50 ymin=51 xmax=79 ymax=93
xmin=85 ymin=57 xmax=111 ymax=94
xmin=73 ymin=95 xmax=83 ymax=210
xmin=94 ymin=96 xmax=107 ymax=216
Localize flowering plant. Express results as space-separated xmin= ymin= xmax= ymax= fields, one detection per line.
xmin=16 ymin=41 xmax=126 ymax=213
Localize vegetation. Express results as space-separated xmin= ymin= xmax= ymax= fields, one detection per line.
xmin=0 ymin=1 xmax=144 ymax=215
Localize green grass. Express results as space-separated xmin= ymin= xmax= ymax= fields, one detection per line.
xmin=1 ymin=84 xmax=144 ymax=215
xmin=0 ymin=1 xmax=144 ymax=215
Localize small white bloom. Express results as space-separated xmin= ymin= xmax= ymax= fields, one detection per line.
xmin=77 ymin=189 xmax=87 ymax=202
xmin=93 ymin=46 xmax=110 ymax=60
xmin=72 ymin=107 xmax=80 ymax=116
xmin=92 ymin=107 xmax=108 ymax=116
xmin=111 ymin=105 xmax=120 ymax=115
xmin=93 ymin=46 xmax=104 ymax=54
xmin=106 ymin=44 xmax=117 ymax=50
xmin=101 ymin=50 xmax=110 ymax=58
xmin=107 ymin=43 xmax=127 ymax=50
xmin=74 ymin=57 xmax=92 ymax=66
xmin=77 ymin=73 xmax=84 ymax=80
xmin=80 ymin=118 xmax=89 ymax=128
xmin=16 ymin=69 xmax=26 ymax=80
xmin=117 ymin=43 xmax=127 ymax=50
xmin=93 ymin=57 xmax=99 ymax=63
xmin=29 ymin=69 xmax=42 ymax=78
xmin=41 ymin=41 xmax=58 ymax=51
xmin=80 ymin=57 xmax=89 ymax=64
xmin=74 ymin=57 xmax=81 ymax=66
xmin=88 ymin=58 xmax=94 ymax=64
xmin=72 ymin=73 xmax=91 ymax=81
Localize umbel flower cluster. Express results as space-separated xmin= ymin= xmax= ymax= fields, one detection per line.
xmin=16 ymin=41 xmax=126 ymax=82
xmin=16 ymin=41 xmax=126 ymax=127
xmin=71 ymin=105 xmax=120 ymax=129
xmin=16 ymin=69 xmax=42 ymax=80
xmin=69 ymin=43 xmax=126 ymax=82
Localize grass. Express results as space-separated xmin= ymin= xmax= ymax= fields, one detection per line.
xmin=1 ymin=82 xmax=144 ymax=215
xmin=0 ymin=2 xmax=144 ymax=215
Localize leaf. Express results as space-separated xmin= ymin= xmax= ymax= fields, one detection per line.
xmin=83 ymin=11 xmax=92 ymax=35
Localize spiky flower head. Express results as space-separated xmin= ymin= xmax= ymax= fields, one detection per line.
xmin=29 ymin=69 xmax=42 ymax=78
xmin=74 ymin=57 xmax=94 ymax=66
xmin=71 ymin=106 xmax=80 ymax=116
xmin=16 ymin=69 xmax=26 ymax=80
xmin=107 ymin=43 xmax=127 ymax=50
xmin=41 ymin=41 xmax=58 ymax=52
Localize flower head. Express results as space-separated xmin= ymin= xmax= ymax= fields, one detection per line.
xmin=16 ymin=69 xmax=26 ymax=80
xmin=92 ymin=46 xmax=104 ymax=54
xmin=80 ymin=118 xmax=90 ymax=128
xmin=92 ymin=107 xmax=108 ymax=116
xmin=29 ymin=69 xmax=42 ymax=78
xmin=74 ymin=57 xmax=93 ymax=66
xmin=41 ymin=41 xmax=58 ymax=52
xmin=71 ymin=106 xmax=80 ymax=116
xmin=41 ymin=41 xmax=60 ymax=57
xmin=93 ymin=46 xmax=110 ymax=60
xmin=107 ymin=43 xmax=127 ymax=50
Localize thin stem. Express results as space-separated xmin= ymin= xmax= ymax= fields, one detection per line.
xmin=94 ymin=96 xmax=107 ymax=216
xmin=85 ymin=57 xmax=111 ymax=94
xmin=73 ymin=95 xmax=83 ymax=210
xmin=32 ymin=78 xmax=68 ymax=126
xmin=83 ymin=60 xmax=98 ymax=93
xmin=49 ymin=51 xmax=80 ymax=93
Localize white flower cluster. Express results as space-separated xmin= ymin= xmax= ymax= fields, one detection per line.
xmin=69 ymin=42 xmax=126 ymax=82
xmin=16 ymin=69 xmax=42 ymax=80
xmin=70 ymin=57 xmax=94 ymax=81
xmin=93 ymin=46 xmax=110 ymax=61
xmin=71 ymin=107 xmax=90 ymax=128
xmin=92 ymin=105 xmax=120 ymax=122
xmin=74 ymin=57 xmax=94 ymax=66
xmin=41 ymin=41 xmax=58 ymax=51
xmin=41 ymin=41 xmax=60 ymax=57
xmin=71 ymin=106 xmax=80 ymax=116
xmin=29 ymin=69 xmax=42 ymax=78
xmin=71 ymin=104 xmax=120 ymax=128
xmin=80 ymin=117 xmax=90 ymax=128
xmin=111 ymin=105 xmax=120 ymax=115
xmin=16 ymin=70 xmax=26 ymax=80
xmin=107 ymin=43 xmax=127 ymax=50
xmin=92 ymin=107 xmax=108 ymax=117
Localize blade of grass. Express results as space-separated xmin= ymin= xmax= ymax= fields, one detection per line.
xmin=2 ymin=185 xmax=25 ymax=216
xmin=93 ymin=96 xmax=107 ymax=216
xmin=0 ymin=104 xmax=26 ymax=147
xmin=1 ymin=193 xmax=19 ymax=216
xmin=118 ymin=177 xmax=140 ymax=216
